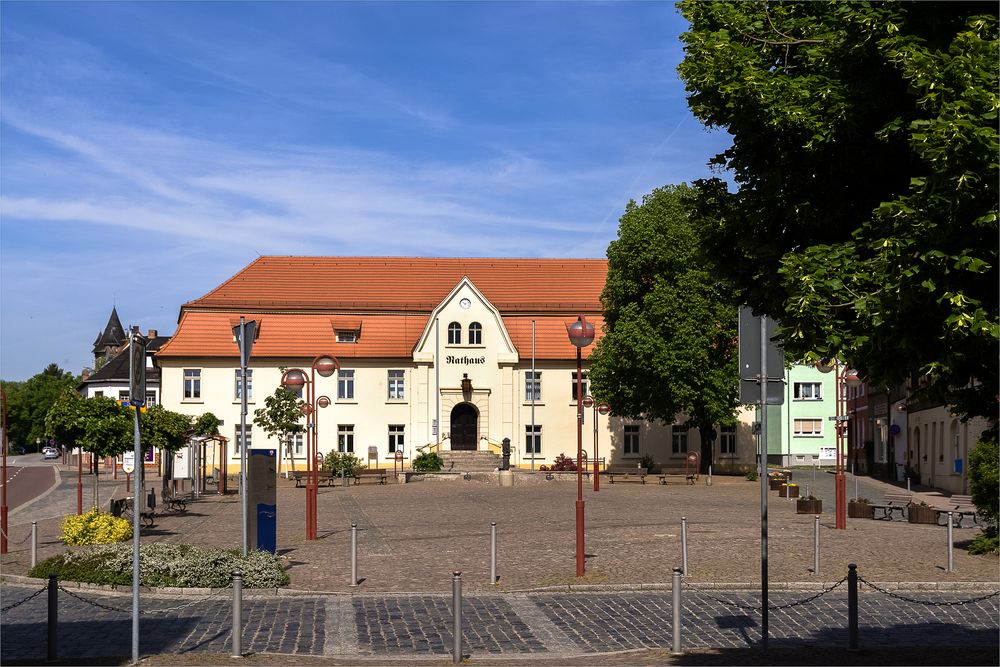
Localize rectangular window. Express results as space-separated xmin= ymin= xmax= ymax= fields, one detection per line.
xmin=720 ymin=426 xmax=737 ymax=455
xmin=338 ymin=424 xmax=355 ymax=453
xmin=525 ymin=371 xmax=541 ymax=402
xmin=525 ymin=425 xmax=541 ymax=454
xmin=624 ymin=425 xmax=640 ymax=455
xmin=338 ymin=370 xmax=355 ymax=400
xmin=571 ymin=371 xmax=588 ymax=402
xmin=234 ymin=425 xmax=252 ymax=455
xmin=145 ymin=391 xmax=157 ymax=406
xmin=387 ymin=370 xmax=405 ymax=400
xmin=94 ymin=391 xmax=104 ymax=397
xmin=794 ymin=419 xmax=823 ymax=437
xmin=291 ymin=433 xmax=304 ymax=456
xmin=671 ymin=430 xmax=688 ymax=455
xmin=183 ymin=369 xmax=201 ymax=400
xmin=388 ymin=425 xmax=405 ymax=454
xmin=336 ymin=330 xmax=358 ymax=343
xmin=793 ymin=382 xmax=822 ymax=400
xmin=119 ymin=390 xmax=129 ymax=401
xmin=234 ymin=369 xmax=253 ymax=401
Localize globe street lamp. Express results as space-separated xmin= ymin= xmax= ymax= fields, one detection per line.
xmin=568 ymin=315 xmax=595 ymax=576
xmin=818 ymin=360 xmax=860 ymax=530
xmin=583 ymin=396 xmax=611 ymax=492
xmin=281 ymin=355 xmax=338 ymax=541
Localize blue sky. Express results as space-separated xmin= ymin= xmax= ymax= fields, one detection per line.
xmin=1 ymin=1 xmax=730 ymax=381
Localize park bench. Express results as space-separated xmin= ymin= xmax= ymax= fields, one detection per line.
xmin=607 ymin=465 xmax=647 ymax=484
xmin=161 ymin=486 xmax=187 ymax=512
xmin=658 ymin=464 xmax=698 ymax=485
xmin=353 ymin=468 xmax=388 ymax=485
xmin=872 ymin=492 xmax=912 ymax=521
xmin=291 ymin=470 xmax=336 ymax=487
xmin=936 ymin=494 xmax=979 ymax=528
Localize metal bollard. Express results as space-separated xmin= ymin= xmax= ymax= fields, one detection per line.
xmin=907 ymin=477 xmax=911 ymax=493
xmin=681 ymin=517 xmax=688 ymax=575
xmin=947 ymin=512 xmax=954 ymax=572
xmin=671 ymin=567 xmax=683 ymax=656
xmin=47 ymin=573 xmax=58 ymax=662
xmin=452 ymin=571 xmax=463 ymax=663
xmin=813 ymin=515 xmax=820 ymax=576
xmin=350 ymin=523 xmax=359 ymax=586
xmin=490 ymin=522 xmax=497 ymax=584
xmin=231 ymin=571 xmax=243 ymax=658
xmin=706 ymin=465 xmax=712 ymax=486
xmin=341 ymin=468 xmax=349 ymax=488
xmin=847 ymin=564 xmax=858 ymax=650
xmin=31 ymin=522 xmax=37 ymax=569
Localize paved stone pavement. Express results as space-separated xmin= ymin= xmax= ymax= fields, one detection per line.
xmin=2 ymin=463 xmax=998 ymax=663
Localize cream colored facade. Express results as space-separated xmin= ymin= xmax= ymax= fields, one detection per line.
xmin=159 ymin=276 xmax=760 ymax=474
xmin=904 ymin=406 xmax=989 ymax=495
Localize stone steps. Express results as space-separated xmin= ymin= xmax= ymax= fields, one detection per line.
xmin=438 ymin=450 xmax=503 ymax=472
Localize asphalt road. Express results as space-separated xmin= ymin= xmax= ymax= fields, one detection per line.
xmin=3 ymin=464 xmax=57 ymax=510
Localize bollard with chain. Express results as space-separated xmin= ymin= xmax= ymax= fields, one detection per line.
xmin=681 ymin=517 xmax=688 ymax=575
xmin=231 ymin=571 xmax=243 ymax=658
xmin=31 ymin=521 xmax=37 ymax=569
xmin=490 ymin=522 xmax=497 ymax=585
xmin=813 ymin=515 xmax=820 ymax=576
xmin=671 ymin=566 xmax=683 ymax=656
xmin=847 ymin=563 xmax=858 ymax=651
xmin=350 ymin=523 xmax=359 ymax=587
xmin=452 ymin=571 xmax=463 ymax=663
xmin=47 ymin=573 xmax=58 ymax=662
xmin=947 ymin=512 xmax=954 ymax=572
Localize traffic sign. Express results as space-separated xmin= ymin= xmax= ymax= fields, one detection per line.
xmin=122 ymin=451 xmax=135 ymax=474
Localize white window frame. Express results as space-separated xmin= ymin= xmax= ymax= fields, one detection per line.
xmin=468 ymin=322 xmax=482 ymax=345
xmin=448 ymin=322 xmax=462 ymax=345
xmin=624 ymin=425 xmax=640 ymax=456
xmin=525 ymin=371 xmax=541 ymax=402
xmin=571 ymin=371 xmax=588 ymax=403
xmin=671 ymin=430 xmax=688 ymax=455
xmin=793 ymin=419 xmax=824 ymax=437
xmin=234 ymin=369 xmax=253 ymax=401
xmin=338 ymin=369 xmax=355 ymax=400
xmin=525 ymin=425 xmax=541 ymax=455
xmin=183 ymin=369 xmax=201 ymax=400
xmin=338 ymin=424 xmax=355 ymax=453
xmin=720 ymin=425 xmax=736 ymax=455
xmin=387 ymin=370 xmax=405 ymax=400
xmin=336 ymin=330 xmax=358 ymax=343
xmin=793 ymin=382 xmax=822 ymax=400
xmin=234 ymin=425 xmax=252 ymax=456
xmin=388 ymin=425 xmax=405 ymax=454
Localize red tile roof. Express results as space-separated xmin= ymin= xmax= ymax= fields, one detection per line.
xmin=158 ymin=257 xmax=607 ymax=362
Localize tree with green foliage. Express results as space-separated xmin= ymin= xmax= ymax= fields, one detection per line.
xmin=140 ymin=404 xmax=196 ymax=489
xmin=253 ymin=387 xmax=304 ymax=473
xmin=2 ymin=364 xmax=78 ymax=451
xmin=967 ymin=427 xmax=998 ymax=554
xmin=677 ymin=2 xmax=998 ymax=419
xmin=589 ymin=184 xmax=740 ymax=473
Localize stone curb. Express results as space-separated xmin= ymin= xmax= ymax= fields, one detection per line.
xmin=5 ymin=574 xmax=997 ymax=596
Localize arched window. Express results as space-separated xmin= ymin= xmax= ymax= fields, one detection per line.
xmin=448 ymin=322 xmax=462 ymax=345
xmin=468 ymin=322 xmax=482 ymax=345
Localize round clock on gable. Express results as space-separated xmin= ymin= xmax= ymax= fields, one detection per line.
xmin=459 ymin=298 xmax=471 ymax=310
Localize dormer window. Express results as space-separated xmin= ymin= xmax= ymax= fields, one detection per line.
xmin=336 ymin=330 xmax=359 ymax=343
xmin=448 ymin=322 xmax=462 ymax=345
xmin=468 ymin=322 xmax=482 ymax=345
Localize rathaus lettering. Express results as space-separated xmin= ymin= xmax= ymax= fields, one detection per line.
xmin=446 ymin=355 xmax=486 ymax=364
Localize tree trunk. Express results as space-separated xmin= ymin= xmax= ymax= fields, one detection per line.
xmin=698 ymin=422 xmax=715 ymax=475
xmin=162 ymin=448 xmax=174 ymax=493
xmin=286 ymin=436 xmax=296 ymax=478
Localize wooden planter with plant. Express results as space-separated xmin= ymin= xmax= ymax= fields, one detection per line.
xmin=778 ymin=482 xmax=800 ymax=498
xmin=848 ymin=498 xmax=875 ymax=519
xmin=796 ymin=496 xmax=822 ymax=514
xmin=908 ymin=503 xmax=940 ymax=524
xmin=768 ymin=472 xmax=787 ymax=490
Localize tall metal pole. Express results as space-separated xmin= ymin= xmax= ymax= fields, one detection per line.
xmin=306 ymin=379 xmax=314 ymax=541
xmin=759 ymin=316 xmax=769 ymax=651
xmin=131 ymin=391 xmax=142 ymax=664
xmin=575 ymin=346 xmax=585 ymax=576
xmin=1 ymin=387 xmax=8 ymax=555
xmin=530 ymin=320 xmax=535 ymax=473
xmin=77 ymin=447 xmax=83 ymax=515
xmin=592 ymin=404 xmax=599 ymax=492
xmin=835 ymin=361 xmax=847 ymax=529
xmin=239 ymin=317 xmax=249 ymax=556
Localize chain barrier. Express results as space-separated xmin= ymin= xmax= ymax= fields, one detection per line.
xmin=1 ymin=585 xmax=48 ymax=612
xmin=858 ymin=577 xmax=1000 ymax=607
xmin=0 ymin=525 xmax=34 ymax=545
xmin=57 ymin=584 xmax=232 ymax=616
xmin=686 ymin=577 xmax=848 ymax=613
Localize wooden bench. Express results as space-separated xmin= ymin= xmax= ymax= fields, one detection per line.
xmin=872 ymin=492 xmax=912 ymax=521
xmin=607 ymin=466 xmax=647 ymax=484
xmin=290 ymin=470 xmax=337 ymax=487
xmin=161 ymin=487 xmax=187 ymax=512
xmin=936 ymin=494 xmax=979 ymax=528
xmin=353 ymin=468 xmax=388 ymax=485
xmin=658 ymin=465 xmax=697 ymax=485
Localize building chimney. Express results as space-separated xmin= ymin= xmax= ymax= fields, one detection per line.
xmin=147 ymin=329 xmax=158 ymax=339
xmin=81 ymin=369 xmax=91 ymax=381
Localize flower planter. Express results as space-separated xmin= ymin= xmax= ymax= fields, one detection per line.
xmin=796 ymin=498 xmax=822 ymax=514
xmin=778 ymin=484 xmax=799 ymax=498
xmin=848 ymin=501 xmax=874 ymax=519
xmin=769 ymin=477 xmax=786 ymax=490
xmin=908 ymin=505 xmax=940 ymax=525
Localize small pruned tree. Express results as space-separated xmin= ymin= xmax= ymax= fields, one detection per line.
xmin=253 ymin=387 xmax=304 ymax=474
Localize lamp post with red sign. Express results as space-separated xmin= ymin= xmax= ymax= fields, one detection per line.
xmin=568 ymin=315 xmax=596 ymax=576
xmin=281 ymin=355 xmax=338 ymax=541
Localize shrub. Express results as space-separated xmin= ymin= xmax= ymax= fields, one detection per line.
xmin=322 ymin=451 xmax=365 ymax=476
xmin=411 ymin=451 xmax=443 ymax=471
xmin=550 ymin=453 xmax=578 ymax=471
xmin=638 ymin=454 xmax=657 ymax=472
xmin=31 ymin=543 xmax=289 ymax=588
xmin=968 ymin=525 xmax=999 ymax=555
xmin=60 ymin=509 xmax=132 ymax=545
xmin=745 ymin=469 xmax=759 ymax=481
xmin=969 ymin=427 xmax=998 ymax=524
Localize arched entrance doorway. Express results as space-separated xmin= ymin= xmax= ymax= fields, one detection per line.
xmin=450 ymin=403 xmax=478 ymax=451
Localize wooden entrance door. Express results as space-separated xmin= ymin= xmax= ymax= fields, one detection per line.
xmin=450 ymin=404 xmax=478 ymax=451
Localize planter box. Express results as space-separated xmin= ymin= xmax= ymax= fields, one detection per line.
xmin=796 ymin=499 xmax=822 ymax=514
xmin=778 ymin=484 xmax=799 ymax=498
xmin=848 ymin=502 xmax=874 ymax=519
xmin=769 ymin=477 xmax=786 ymax=490
xmin=908 ymin=505 xmax=940 ymax=524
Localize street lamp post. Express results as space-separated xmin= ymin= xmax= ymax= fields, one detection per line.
xmin=820 ymin=359 xmax=857 ymax=530
xmin=582 ymin=396 xmax=611 ymax=492
xmin=1 ymin=386 xmax=8 ymax=554
xmin=568 ymin=315 xmax=595 ymax=577
xmin=281 ymin=355 xmax=338 ymax=541
xmin=77 ymin=446 xmax=84 ymax=515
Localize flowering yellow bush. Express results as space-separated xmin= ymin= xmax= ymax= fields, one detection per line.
xmin=60 ymin=509 xmax=133 ymax=545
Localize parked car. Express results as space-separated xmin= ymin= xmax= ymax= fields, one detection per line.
xmin=42 ymin=447 xmax=60 ymax=460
